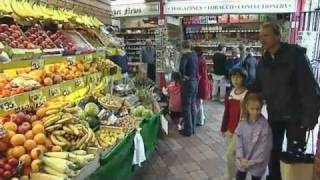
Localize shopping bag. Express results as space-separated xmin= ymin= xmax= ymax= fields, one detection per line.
xmin=280 ymin=131 xmax=315 ymax=180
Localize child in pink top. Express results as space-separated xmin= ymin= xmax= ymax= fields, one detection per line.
xmin=164 ymin=72 xmax=183 ymax=130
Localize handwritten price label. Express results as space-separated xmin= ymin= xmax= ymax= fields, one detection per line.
xmin=66 ymin=56 xmax=76 ymax=66
xmin=0 ymin=97 xmax=17 ymax=112
xmin=49 ymin=85 xmax=61 ymax=97
xmin=31 ymin=59 xmax=44 ymax=70
xmin=85 ymin=54 xmax=93 ymax=63
xmin=62 ymin=86 xmax=72 ymax=96
xmin=29 ymin=91 xmax=46 ymax=108
xmin=75 ymin=78 xmax=85 ymax=88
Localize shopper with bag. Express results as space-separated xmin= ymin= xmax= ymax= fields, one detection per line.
xmin=179 ymin=40 xmax=198 ymax=137
xmin=221 ymin=68 xmax=248 ymax=180
xmin=194 ymin=47 xmax=211 ymax=126
xmin=235 ymin=93 xmax=272 ymax=180
xmin=252 ymin=22 xmax=320 ymax=180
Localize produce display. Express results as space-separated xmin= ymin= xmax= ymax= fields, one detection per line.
xmin=24 ymin=24 xmax=57 ymax=50
xmin=131 ymin=105 xmax=154 ymax=120
xmin=95 ymin=127 xmax=125 ymax=148
xmin=112 ymin=115 xmax=137 ymax=133
xmin=0 ymin=23 xmax=36 ymax=49
xmin=78 ymin=29 xmax=104 ymax=48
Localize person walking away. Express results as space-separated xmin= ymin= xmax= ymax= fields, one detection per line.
xmin=235 ymin=93 xmax=272 ymax=180
xmin=212 ymin=44 xmax=227 ymax=102
xmin=194 ymin=47 xmax=211 ymax=126
xmin=111 ymin=48 xmax=129 ymax=74
xmin=252 ymin=22 xmax=320 ymax=180
xmin=140 ymin=39 xmax=156 ymax=81
xmin=226 ymin=47 xmax=241 ymax=81
xmin=163 ymin=72 xmax=183 ymax=130
xmin=179 ymin=40 xmax=198 ymax=136
xmin=221 ymin=68 xmax=248 ymax=180
xmin=242 ymin=48 xmax=258 ymax=85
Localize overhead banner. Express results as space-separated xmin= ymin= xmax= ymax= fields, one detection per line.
xmin=165 ymin=0 xmax=297 ymax=15
xmin=112 ymin=2 xmax=160 ymax=17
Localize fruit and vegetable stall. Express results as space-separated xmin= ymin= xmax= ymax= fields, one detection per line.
xmin=0 ymin=1 xmax=162 ymax=180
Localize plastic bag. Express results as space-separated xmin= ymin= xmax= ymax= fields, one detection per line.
xmin=132 ymin=129 xmax=146 ymax=166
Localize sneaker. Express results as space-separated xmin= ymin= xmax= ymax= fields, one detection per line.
xmin=177 ymin=123 xmax=183 ymax=131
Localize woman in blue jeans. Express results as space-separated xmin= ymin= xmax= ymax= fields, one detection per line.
xmin=179 ymin=40 xmax=198 ymax=137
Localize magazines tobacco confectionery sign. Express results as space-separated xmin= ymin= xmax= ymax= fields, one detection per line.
xmin=165 ymin=0 xmax=297 ymax=15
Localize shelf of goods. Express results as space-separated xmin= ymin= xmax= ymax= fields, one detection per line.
xmin=0 ymin=2 xmax=162 ymax=180
xmin=116 ymin=28 xmax=155 ymax=62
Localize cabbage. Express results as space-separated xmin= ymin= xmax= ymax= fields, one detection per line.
xmin=85 ymin=103 xmax=100 ymax=117
xmin=142 ymin=109 xmax=153 ymax=119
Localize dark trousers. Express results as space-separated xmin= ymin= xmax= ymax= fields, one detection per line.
xmin=236 ymin=171 xmax=261 ymax=180
xmin=267 ymin=121 xmax=307 ymax=180
xmin=170 ymin=112 xmax=182 ymax=125
xmin=147 ymin=63 xmax=155 ymax=82
xmin=182 ymin=80 xmax=198 ymax=136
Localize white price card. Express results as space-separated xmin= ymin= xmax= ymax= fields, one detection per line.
xmin=49 ymin=85 xmax=61 ymax=97
xmin=0 ymin=97 xmax=17 ymax=112
xmin=31 ymin=59 xmax=44 ymax=70
xmin=62 ymin=86 xmax=72 ymax=96
xmin=66 ymin=56 xmax=76 ymax=65
xmin=75 ymin=78 xmax=85 ymax=88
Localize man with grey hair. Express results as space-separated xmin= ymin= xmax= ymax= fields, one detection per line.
xmin=252 ymin=22 xmax=320 ymax=180
xmin=140 ymin=39 xmax=156 ymax=81
xmin=179 ymin=40 xmax=198 ymax=136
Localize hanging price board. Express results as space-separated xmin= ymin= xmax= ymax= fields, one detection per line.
xmin=85 ymin=54 xmax=93 ymax=63
xmin=75 ymin=78 xmax=85 ymax=88
xmin=66 ymin=56 xmax=76 ymax=66
xmin=49 ymin=85 xmax=61 ymax=97
xmin=0 ymin=97 xmax=17 ymax=112
xmin=62 ymin=86 xmax=72 ymax=96
xmin=31 ymin=59 xmax=44 ymax=70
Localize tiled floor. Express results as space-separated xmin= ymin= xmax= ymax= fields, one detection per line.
xmin=133 ymin=101 xmax=227 ymax=180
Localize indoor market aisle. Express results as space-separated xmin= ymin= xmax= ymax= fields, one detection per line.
xmin=133 ymin=101 xmax=227 ymax=180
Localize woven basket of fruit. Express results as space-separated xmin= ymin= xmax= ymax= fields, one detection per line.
xmin=98 ymin=95 xmax=122 ymax=112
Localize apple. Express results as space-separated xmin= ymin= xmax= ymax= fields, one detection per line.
xmin=3 ymin=170 xmax=10 ymax=177
xmin=18 ymin=122 xmax=31 ymax=134
xmin=24 ymin=114 xmax=31 ymax=122
xmin=10 ymin=25 xmax=17 ymax=30
xmin=0 ymin=33 xmax=8 ymax=40
xmin=7 ymin=158 xmax=18 ymax=167
xmin=0 ymin=168 xmax=4 ymax=176
xmin=0 ymin=160 xmax=5 ymax=168
xmin=15 ymin=112 xmax=25 ymax=124
xmin=3 ymin=164 xmax=11 ymax=171
xmin=30 ymin=115 xmax=38 ymax=122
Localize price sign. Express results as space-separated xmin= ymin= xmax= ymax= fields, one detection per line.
xmin=62 ymin=86 xmax=72 ymax=96
xmin=31 ymin=59 xmax=44 ymax=70
xmin=75 ymin=78 xmax=85 ymax=88
xmin=0 ymin=97 xmax=17 ymax=112
xmin=49 ymin=85 xmax=61 ymax=97
xmin=85 ymin=54 xmax=93 ymax=63
xmin=66 ymin=56 xmax=76 ymax=66
xmin=30 ymin=91 xmax=46 ymax=108
xmin=0 ymin=124 xmax=7 ymax=138
xmin=15 ymin=103 xmax=31 ymax=113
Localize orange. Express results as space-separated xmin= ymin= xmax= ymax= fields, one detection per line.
xmin=32 ymin=124 xmax=45 ymax=135
xmin=6 ymin=147 xmax=14 ymax=158
xmin=12 ymin=146 xmax=26 ymax=158
xmin=45 ymin=138 xmax=52 ymax=148
xmin=10 ymin=134 xmax=26 ymax=146
xmin=25 ymin=130 xmax=34 ymax=140
xmin=4 ymin=122 xmax=17 ymax=132
xmin=51 ymin=145 xmax=62 ymax=152
xmin=33 ymin=133 xmax=46 ymax=145
xmin=19 ymin=154 xmax=31 ymax=166
xmin=7 ymin=130 xmax=16 ymax=139
xmin=30 ymin=148 xmax=42 ymax=160
xmin=31 ymin=159 xmax=41 ymax=172
xmin=0 ymin=141 xmax=9 ymax=152
xmin=36 ymin=145 xmax=47 ymax=153
xmin=31 ymin=121 xmax=43 ymax=127
xmin=36 ymin=108 xmax=46 ymax=118
xmin=24 ymin=140 xmax=37 ymax=151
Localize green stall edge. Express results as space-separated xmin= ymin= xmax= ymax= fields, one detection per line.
xmin=87 ymin=113 xmax=161 ymax=180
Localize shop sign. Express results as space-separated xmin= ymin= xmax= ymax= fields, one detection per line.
xmin=112 ymin=2 xmax=160 ymax=17
xmin=165 ymin=0 xmax=297 ymax=15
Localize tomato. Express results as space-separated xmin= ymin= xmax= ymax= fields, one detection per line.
xmin=3 ymin=164 xmax=11 ymax=171
xmin=0 ymin=168 xmax=4 ymax=176
xmin=3 ymin=170 xmax=10 ymax=177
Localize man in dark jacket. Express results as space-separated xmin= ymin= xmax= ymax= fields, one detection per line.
xmin=179 ymin=40 xmax=198 ymax=136
xmin=212 ymin=44 xmax=227 ymax=102
xmin=253 ymin=22 xmax=320 ymax=180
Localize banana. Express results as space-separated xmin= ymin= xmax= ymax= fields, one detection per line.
xmin=63 ymin=126 xmax=74 ymax=134
xmin=75 ymin=133 xmax=88 ymax=149
xmin=68 ymin=124 xmax=80 ymax=135
xmin=56 ymin=117 xmax=73 ymax=124
xmin=52 ymin=130 xmax=66 ymax=136
xmin=45 ymin=109 xmax=60 ymax=116
xmin=64 ymin=107 xmax=78 ymax=114
xmin=45 ymin=124 xmax=62 ymax=132
xmin=55 ymin=135 xmax=70 ymax=145
xmin=44 ymin=115 xmax=62 ymax=127
xmin=50 ymin=135 xmax=67 ymax=146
